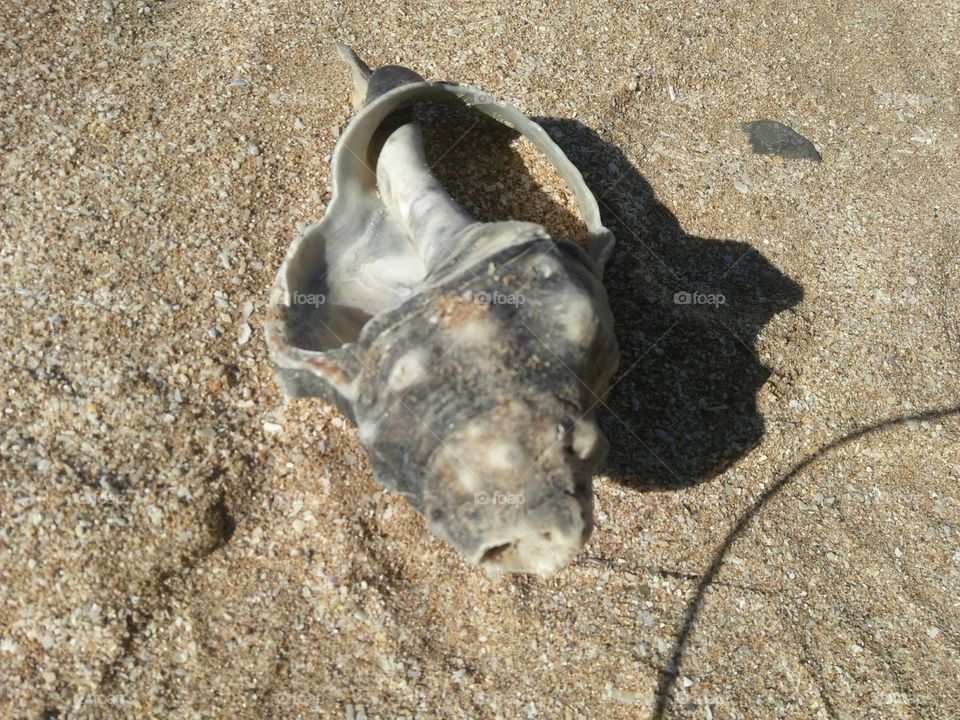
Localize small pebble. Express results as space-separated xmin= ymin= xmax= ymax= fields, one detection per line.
xmin=742 ymin=119 xmax=822 ymax=162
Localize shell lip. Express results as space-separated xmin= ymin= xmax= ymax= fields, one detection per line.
xmin=326 ymin=80 xmax=616 ymax=271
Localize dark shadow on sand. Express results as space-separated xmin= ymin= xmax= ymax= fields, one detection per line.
xmin=536 ymin=117 xmax=804 ymax=490
xmin=537 ymin=119 xmax=960 ymax=718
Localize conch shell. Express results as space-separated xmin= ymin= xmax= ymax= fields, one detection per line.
xmin=266 ymin=45 xmax=618 ymax=573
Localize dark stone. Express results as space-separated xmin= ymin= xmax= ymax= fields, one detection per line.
xmin=742 ymin=119 xmax=822 ymax=162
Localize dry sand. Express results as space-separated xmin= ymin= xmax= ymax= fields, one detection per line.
xmin=2 ymin=1 xmax=960 ymax=718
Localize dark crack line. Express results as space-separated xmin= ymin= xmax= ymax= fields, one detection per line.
xmin=652 ymin=405 xmax=960 ymax=719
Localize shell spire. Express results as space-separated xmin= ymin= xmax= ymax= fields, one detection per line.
xmin=335 ymin=42 xmax=372 ymax=110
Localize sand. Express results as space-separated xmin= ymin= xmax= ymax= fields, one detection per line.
xmin=2 ymin=1 xmax=959 ymax=718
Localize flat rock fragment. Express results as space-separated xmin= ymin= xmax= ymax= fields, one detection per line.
xmin=742 ymin=119 xmax=822 ymax=162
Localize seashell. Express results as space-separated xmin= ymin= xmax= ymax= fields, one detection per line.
xmin=265 ymin=44 xmax=619 ymax=573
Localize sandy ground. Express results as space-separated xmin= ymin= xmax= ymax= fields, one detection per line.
xmin=2 ymin=1 xmax=960 ymax=718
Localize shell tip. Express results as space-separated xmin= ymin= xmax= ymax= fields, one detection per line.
xmin=335 ymin=42 xmax=373 ymax=110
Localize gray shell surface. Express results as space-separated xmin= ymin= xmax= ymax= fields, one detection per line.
xmin=266 ymin=48 xmax=619 ymax=573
